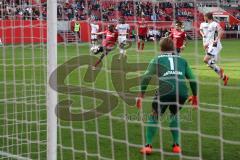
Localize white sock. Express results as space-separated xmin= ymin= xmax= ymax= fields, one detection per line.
xmin=120 ymin=49 xmax=124 ymax=54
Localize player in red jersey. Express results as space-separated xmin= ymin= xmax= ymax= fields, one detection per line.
xmin=169 ymin=21 xmax=187 ymax=54
xmin=137 ymin=18 xmax=148 ymax=51
xmin=91 ymin=24 xmax=118 ymax=70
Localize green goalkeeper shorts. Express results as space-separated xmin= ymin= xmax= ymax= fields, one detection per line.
xmin=152 ymin=92 xmax=188 ymax=116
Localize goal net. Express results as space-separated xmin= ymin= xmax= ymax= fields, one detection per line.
xmin=0 ymin=0 xmax=240 ymax=160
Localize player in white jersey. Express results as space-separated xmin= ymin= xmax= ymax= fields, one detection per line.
xmin=203 ymin=13 xmax=229 ymax=86
xmin=116 ymin=17 xmax=130 ymax=60
xmin=199 ymin=20 xmax=209 ymax=47
xmin=89 ymin=18 xmax=99 ymax=52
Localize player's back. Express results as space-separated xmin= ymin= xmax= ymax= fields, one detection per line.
xmin=156 ymin=54 xmax=189 ymax=98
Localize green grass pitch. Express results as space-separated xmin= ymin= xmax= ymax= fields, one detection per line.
xmin=0 ymin=40 xmax=240 ymax=160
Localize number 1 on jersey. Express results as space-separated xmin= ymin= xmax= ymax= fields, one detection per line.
xmin=168 ymin=57 xmax=174 ymax=70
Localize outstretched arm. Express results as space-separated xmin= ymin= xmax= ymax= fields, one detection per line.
xmin=185 ymin=62 xmax=197 ymax=96
xmin=199 ymin=24 xmax=205 ymax=38
xmin=185 ymin=62 xmax=198 ymax=108
xmin=200 ymin=29 xmax=205 ymax=38
xmin=140 ymin=59 xmax=157 ymax=96
xmin=181 ymin=32 xmax=187 ymax=50
xmin=93 ymin=31 xmax=107 ymax=35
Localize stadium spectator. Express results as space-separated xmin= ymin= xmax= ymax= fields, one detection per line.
xmin=147 ymin=28 xmax=161 ymax=41
xmin=236 ymin=12 xmax=240 ymax=20
xmin=131 ymin=29 xmax=136 ymax=40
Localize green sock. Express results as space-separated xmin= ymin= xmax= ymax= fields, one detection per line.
xmin=169 ymin=114 xmax=179 ymax=145
xmin=146 ymin=115 xmax=158 ymax=145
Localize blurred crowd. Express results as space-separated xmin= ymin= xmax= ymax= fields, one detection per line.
xmin=0 ymin=0 xmax=45 ymax=20
xmin=0 ymin=0 xmax=239 ymax=23
xmin=83 ymin=1 xmax=202 ymax=22
xmin=225 ymin=23 xmax=240 ymax=31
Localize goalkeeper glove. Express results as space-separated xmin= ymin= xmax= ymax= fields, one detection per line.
xmin=188 ymin=96 xmax=198 ymax=109
xmin=136 ymin=94 xmax=144 ymax=109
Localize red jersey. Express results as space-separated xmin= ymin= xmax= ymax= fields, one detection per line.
xmin=170 ymin=29 xmax=187 ymax=49
xmin=138 ymin=22 xmax=148 ymax=36
xmin=102 ymin=30 xmax=118 ymax=47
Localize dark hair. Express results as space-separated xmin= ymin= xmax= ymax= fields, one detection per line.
xmin=160 ymin=38 xmax=174 ymax=52
xmin=205 ymin=12 xmax=213 ymax=20
xmin=108 ymin=24 xmax=115 ymax=31
xmin=176 ymin=21 xmax=183 ymax=27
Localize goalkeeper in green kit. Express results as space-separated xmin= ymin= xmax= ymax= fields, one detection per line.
xmin=136 ymin=38 xmax=198 ymax=154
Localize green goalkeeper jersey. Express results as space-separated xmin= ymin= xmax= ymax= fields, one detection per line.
xmin=141 ymin=53 xmax=197 ymax=97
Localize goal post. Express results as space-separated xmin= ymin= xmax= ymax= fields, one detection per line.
xmin=47 ymin=0 xmax=58 ymax=160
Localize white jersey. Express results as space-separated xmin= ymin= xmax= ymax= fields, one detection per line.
xmin=152 ymin=30 xmax=160 ymax=36
xmin=199 ymin=22 xmax=209 ymax=45
xmin=205 ymin=21 xmax=221 ymax=45
xmin=206 ymin=21 xmax=223 ymax=57
xmin=116 ymin=23 xmax=130 ymax=43
xmin=90 ymin=23 xmax=99 ymax=39
xmin=116 ymin=24 xmax=130 ymax=36
xmin=148 ymin=29 xmax=154 ymax=36
xmin=90 ymin=23 xmax=99 ymax=34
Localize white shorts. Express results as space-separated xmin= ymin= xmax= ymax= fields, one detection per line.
xmin=118 ymin=36 xmax=127 ymax=44
xmin=207 ymin=41 xmax=222 ymax=58
xmin=91 ymin=34 xmax=97 ymax=40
